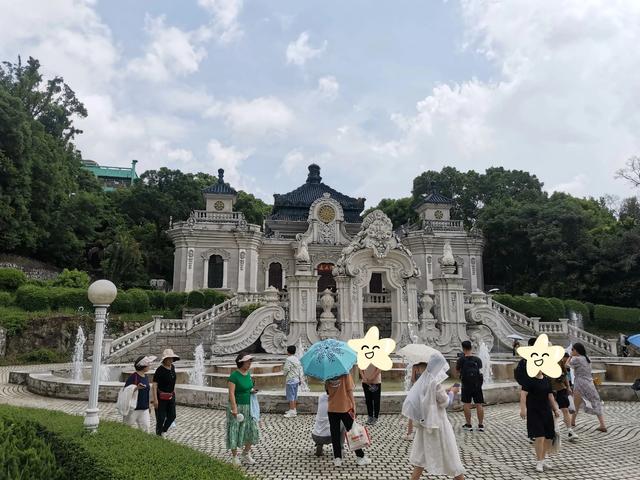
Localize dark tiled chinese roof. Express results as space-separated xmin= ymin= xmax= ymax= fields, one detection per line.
xmin=269 ymin=164 xmax=365 ymax=223
xmin=415 ymin=191 xmax=453 ymax=207
xmin=202 ymin=169 xmax=237 ymax=195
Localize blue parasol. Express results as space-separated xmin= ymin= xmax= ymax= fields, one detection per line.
xmin=300 ymin=339 xmax=357 ymax=381
xmin=628 ymin=334 xmax=640 ymax=349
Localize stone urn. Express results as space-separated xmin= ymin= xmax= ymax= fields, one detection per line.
xmin=317 ymin=289 xmax=339 ymax=340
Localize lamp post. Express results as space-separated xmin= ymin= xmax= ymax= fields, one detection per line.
xmin=84 ymin=279 xmax=117 ymax=432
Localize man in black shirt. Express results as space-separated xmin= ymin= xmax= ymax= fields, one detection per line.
xmin=153 ymin=348 xmax=179 ymax=436
xmin=455 ymin=340 xmax=485 ymax=432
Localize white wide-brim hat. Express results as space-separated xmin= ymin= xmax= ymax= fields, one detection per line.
xmin=160 ymin=348 xmax=181 ymax=362
xmin=135 ymin=355 xmax=157 ymax=369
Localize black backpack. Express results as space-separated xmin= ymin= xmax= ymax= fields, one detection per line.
xmin=514 ymin=359 xmax=527 ymax=386
xmin=460 ymin=356 xmax=482 ymax=385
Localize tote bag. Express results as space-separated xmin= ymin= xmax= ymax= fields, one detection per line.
xmin=250 ymin=393 xmax=261 ymax=421
xmin=346 ymin=420 xmax=371 ymax=451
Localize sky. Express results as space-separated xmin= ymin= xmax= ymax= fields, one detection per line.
xmin=1 ymin=0 xmax=639 ymax=206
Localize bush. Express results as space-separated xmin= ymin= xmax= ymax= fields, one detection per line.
xmin=127 ymin=288 xmax=150 ymax=313
xmin=165 ymin=292 xmax=187 ymax=311
xmin=186 ymin=290 xmax=205 ymax=309
xmin=0 ymin=291 xmax=13 ymax=306
xmin=584 ymin=302 xmax=595 ymax=323
xmin=18 ymin=348 xmax=65 ymax=364
xmin=0 ymin=416 xmax=62 ymax=479
xmin=0 ymin=267 xmax=27 ymax=291
xmin=110 ymin=290 xmax=133 ymax=314
xmin=50 ymin=288 xmax=91 ymax=311
xmin=15 ymin=285 xmax=51 ymax=311
xmin=593 ymin=304 xmax=640 ymax=331
xmin=146 ymin=290 xmax=166 ymax=310
xmin=0 ymin=307 xmax=28 ymax=335
xmin=201 ymin=289 xmax=229 ymax=308
xmin=564 ymin=299 xmax=589 ymax=322
xmin=548 ymin=297 xmax=566 ymax=319
xmin=0 ymin=405 xmax=250 ymax=480
xmin=240 ymin=303 xmax=262 ymax=318
xmin=52 ymin=269 xmax=90 ymax=289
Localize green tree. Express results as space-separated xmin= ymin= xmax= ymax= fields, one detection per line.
xmin=365 ymin=197 xmax=417 ymax=229
xmin=101 ymin=230 xmax=145 ymax=287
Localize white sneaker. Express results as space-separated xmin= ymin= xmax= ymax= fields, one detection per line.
xmin=231 ymin=456 xmax=241 ymax=466
xmin=242 ymin=453 xmax=256 ymax=465
xmin=535 ymin=461 xmax=544 ymax=473
xmin=403 ymin=433 xmax=414 ymax=441
xmin=544 ymin=458 xmax=552 ymax=470
xmin=283 ymin=409 xmax=291 ymax=416
xmin=568 ymin=430 xmax=578 ymax=441
xmin=333 ymin=457 xmax=343 ymax=467
xmin=356 ymin=456 xmax=371 ymax=466
xmin=284 ymin=410 xmax=297 ymax=418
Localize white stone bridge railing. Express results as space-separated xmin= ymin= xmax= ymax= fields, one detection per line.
xmin=487 ymin=297 xmax=539 ymax=332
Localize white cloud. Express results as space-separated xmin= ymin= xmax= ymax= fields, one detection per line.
xmin=206 ymin=139 xmax=253 ymax=186
xmin=316 ymin=75 xmax=339 ymax=100
xmin=167 ymin=148 xmax=195 ymax=164
xmin=206 ymin=96 xmax=295 ymax=137
xmin=550 ymin=174 xmax=589 ymax=197
xmin=127 ymin=15 xmax=207 ymax=82
xmin=282 ymin=150 xmax=306 ymax=174
xmin=286 ymin=32 xmax=327 ymax=66
xmin=198 ymin=0 xmax=244 ymax=44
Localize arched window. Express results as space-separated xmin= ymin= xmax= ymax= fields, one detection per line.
xmin=317 ymin=263 xmax=336 ymax=292
xmin=208 ymin=255 xmax=224 ymax=288
xmin=268 ymin=262 xmax=283 ymax=290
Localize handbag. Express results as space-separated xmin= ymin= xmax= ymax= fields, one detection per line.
xmin=346 ymin=420 xmax=371 ymax=451
xmin=158 ymin=391 xmax=174 ymax=401
xmin=250 ymin=393 xmax=261 ymax=421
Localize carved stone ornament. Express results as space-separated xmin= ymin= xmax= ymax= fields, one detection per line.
xmin=187 ymin=249 xmax=194 ymax=269
xmin=419 ymin=291 xmax=435 ymax=320
xmin=294 ymin=234 xmax=310 ymax=263
xmin=212 ymin=305 xmax=285 ymax=355
xmin=187 ymin=212 xmax=196 ymax=230
xmin=260 ymin=323 xmax=288 ymax=354
xmin=467 ymin=324 xmax=495 ymax=353
xmin=239 ymin=251 xmax=246 ymax=271
xmin=201 ymin=248 xmax=231 ymax=261
xmin=317 ymin=289 xmax=339 ymax=339
xmin=442 ymin=241 xmax=455 ymax=266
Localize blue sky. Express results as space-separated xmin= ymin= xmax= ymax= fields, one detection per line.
xmin=1 ymin=0 xmax=639 ymax=207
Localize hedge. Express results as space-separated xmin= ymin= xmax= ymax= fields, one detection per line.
xmin=146 ymin=290 xmax=166 ymax=310
xmin=0 ymin=291 xmax=13 ymax=306
xmin=0 ymin=405 xmax=250 ymax=480
xmin=186 ymin=290 xmax=205 ymax=309
xmin=564 ymin=299 xmax=589 ymax=323
xmin=0 ymin=267 xmax=27 ymax=291
xmin=17 ymin=348 xmax=66 ymax=364
xmin=0 ymin=307 xmax=29 ymax=335
xmin=15 ymin=285 xmax=50 ymax=311
xmin=202 ymin=289 xmax=228 ymax=308
xmin=240 ymin=303 xmax=262 ymax=318
xmin=52 ymin=269 xmax=90 ymax=289
xmin=127 ymin=289 xmax=150 ymax=313
xmin=50 ymin=288 xmax=92 ymax=311
xmin=548 ymin=297 xmax=566 ymax=319
xmin=165 ymin=292 xmax=187 ymax=311
xmin=491 ymin=294 xmax=558 ymax=321
xmin=593 ymin=304 xmax=640 ymax=331
xmin=110 ymin=291 xmax=133 ymax=314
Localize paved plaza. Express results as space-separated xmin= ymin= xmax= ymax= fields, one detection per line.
xmin=1 ymin=365 xmax=639 ymax=480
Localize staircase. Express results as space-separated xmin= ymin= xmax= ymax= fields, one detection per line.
xmin=107 ymin=296 xmax=240 ymax=361
xmin=487 ymin=297 xmax=618 ymax=356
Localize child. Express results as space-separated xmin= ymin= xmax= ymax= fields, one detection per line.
xmin=403 ymin=352 xmax=465 ymax=480
xmin=405 ymin=362 xmax=427 ymax=440
xmin=455 ymin=340 xmax=485 ymax=432
xmin=311 ymin=390 xmax=345 ymax=456
xmin=283 ymin=345 xmax=304 ymax=418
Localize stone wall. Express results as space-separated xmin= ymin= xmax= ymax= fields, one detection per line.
xmin=0 ymin=254 xmax=60 ymax=281
xmin=363 ymin=307 xmax=392 ymax=338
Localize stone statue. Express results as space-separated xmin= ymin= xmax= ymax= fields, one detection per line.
xmin=442 ymin=241 xmax=455 ymax=266
xmin=294 ymin=235 xmax=310 ymax=263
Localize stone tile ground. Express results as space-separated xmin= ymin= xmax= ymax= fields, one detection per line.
xmin=1 ymin=365 xmax=639 ymax=480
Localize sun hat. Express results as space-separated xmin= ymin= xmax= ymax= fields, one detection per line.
xmin=134 ymin=355 xmax=157 ymax=370
xmin=238 ymin=354 xmax=253 ymax=363
xmin=160 ymin=348 xmax=181 ymax=362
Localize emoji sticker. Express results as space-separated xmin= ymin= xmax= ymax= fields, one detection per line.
xmin=516 ymin=334 xmax=565 ymax=378
xmin=348 ymin=326 xmax=396 ymax=370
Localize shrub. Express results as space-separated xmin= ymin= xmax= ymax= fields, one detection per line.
xmin=240 ymin=303 xmax=262 ymax=318
xmin=491 ymin=294 xmax=515 ymax=308
xmin=0 ymin=307 xmax=28 ymax=335
xmin=201 ymin=289 xmax=227 ymax=308
xmin=146 ymin=290 xmax=166 ymax=310
xmin=18 ymin=348 xmax=65 ymax=364
xmin=0 ymin=417 xmax=62 ymax=479
xmin=50 ymin=288 xmax=92 ymax=311
xmin=15 ymin=285 xmax=51 ymax=311
xmin=564 ymin=300 xmax=589 ymax=322
xmin=0 ymin=405 xmax=250 ymax=480
xmin=186 ymin=290 xmax=205 ymax=309
xmin=52 ymin=269 xmax=90 ymax=289
xmin=584 ymin=302 xmax=595 ymax=323
xmin=110 ymin=290 xmax=133 ymax=314
xmin=0 ymin=291 xmax=13 ymax=306
xmin=593 ymin=304 xmax=640 ymax=331
xmin=127 ymin=288 xmax=150 ymax=313
xmin=165 ymin=292 xmax=187 ymax=311
xmin=521 ymin=297 xmax=558 ymax=321
xmin=548 ymin=297 xmax=566 ymax=319
xmin=0 ymin=267 xmax=27 ymax=291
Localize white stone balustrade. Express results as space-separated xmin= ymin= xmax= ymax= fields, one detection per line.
xmin=363 ymin=293 xmax=391 ymax=304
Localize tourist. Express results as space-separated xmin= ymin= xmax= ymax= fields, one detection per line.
xmin=227 ymin=352 xmax=260 ymax=466
xmin=325 ymin=373 xmax=371 ymax=467
xmin=153 ymin=348 xmax=179 ymax=436
xmin=311 ymin=390 xmax=346 ymax=456
xmin=359 ymin=363 xmax=382 ymax=425
xmin=514 ymin=337 xmax=537 ymax=443
xmin=455 ymin=340 xmax=485 ymax=432
xmin=405 ymin=362 xmax=427 ymax=440
xmin=519 ymin=364 xmax=561 ymax=473
xmin=552 ymin=353 xmax=578 ymax=440
xmin=403 ymin=352 xmax=465 ymax=480
xmin=569 ymin=343 xmax=607 ymax=432
xmin=512 ymin=340 xmax=521 ymax=356
xmin=282 ymin=345 xmax=304 ymax=418
xmin=124 ymin=355 xmax=156 ymax=433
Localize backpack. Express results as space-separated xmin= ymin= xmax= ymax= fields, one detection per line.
xmin=514 ymin=359 xmax=527 ymax=386
xmin=460 ymin=356 xmax=482 ymax=386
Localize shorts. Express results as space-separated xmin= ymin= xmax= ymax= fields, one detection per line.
xmin=554 ymin=389 xmax=570 ymax=409
xmin=461 ymin=383 xmax=484 ymax=404
xmin=286 ymin=381 xmax=300 ymax=401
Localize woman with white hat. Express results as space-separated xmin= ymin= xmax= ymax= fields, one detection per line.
xmin=124 ymin=355 xmax=156 ymax=433
xmin=153 ymin=348 xmax=179 ymax=436
xmin=227 ymin=352 xmax=260 ymax=466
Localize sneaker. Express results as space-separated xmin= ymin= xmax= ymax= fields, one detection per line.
xmin=315 ymin=444 xmax=323 ymax=457
xmin=544 ymin=458 xmax=552 ymax=470
xmin=462 ymin=424 xmax=473 ymax=431
xmin=371 ymin=417 xmax=378 ymax=425
xmin=242 ymin=453 xmax=256 ymax=465
xmin=528 ymin=437 xmax=535 ymax=444
xmin=535 ymin=461 xmax=544 ymax=473
xmin=284 ymin=410 xmax=297 ymax=418
xmin=231 ymin=456 xmax=241 ymax=466
xmin=356 ymin=456 xmax=372 ymax=466
xmin=568 ymin=430 xmax=578 ymax=441
xmin=366 ymin=416 xmax=374 ymax=425
xmin=333 ymin=457 xmax=343 ymax=467
xmin=477 ymin=424 xmax=485 ymax=432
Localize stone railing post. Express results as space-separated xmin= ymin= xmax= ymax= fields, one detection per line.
xmin=559 ymin=318 xmax=568 ymax=334
xmin=153 ymin=315 xmax=163 ymax=333
xmin=185 ymin=314 xmax=194 ymax=330
xmin=531 ymin=317 xmax=540 ymax=332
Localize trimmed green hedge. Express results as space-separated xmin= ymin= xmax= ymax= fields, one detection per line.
xmin=110 ymin=290 xmax=133 ymax=314
xmin=17 ymin=348 xmax=67 ymax=364
xmin=548 ymin=297 xmax=566 ymax=319
xmin=593 ymin=304 xmax=640 ymax=331
xmin=127 ymin=289 xmax=150 ymax=313
xmin=564 ymin=299 xmax=589 ymax=322
xmin=15 ymin=285 xmax=50 ymax=311
xmin=52 ymin=269 xmax=90 ymax=289
xmin=0 ymin=291 xmax=13 ymax=306
xmin=0 ymin=405 xmax=250 ymax=480
xmin=146 ymin=290 xmax=166 ymax=310
xmin=50 ymin=288 xmax=92 ymax=311
xmin=240 ymin=303 xmax=262 ymax=318
xmin=202 ymin=289 xmax=228 ymax=308
xmin=165 ymin=292 xmax=187 ymax=311
xmin=491 ymin=294 xmax=559 ymax=321
xmin=0 ymin=267 xmax=27 ymax=291
xmin=186 ymin=290 xmax=205 ymax=309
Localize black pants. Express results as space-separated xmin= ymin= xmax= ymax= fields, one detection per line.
xmin=328 ymin=411 xmax=364 ymax=459
xmin=155 ymin=397 xmax=176 ymax=435
xmin=362 ymin=383 xmax=381 ymax=418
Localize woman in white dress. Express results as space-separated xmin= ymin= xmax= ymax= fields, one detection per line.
xmin=402 ymin=352 xmax=465 ymax=480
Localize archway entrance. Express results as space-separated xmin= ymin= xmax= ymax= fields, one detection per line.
xmin=208 ymin=255 xmax=224 ymax=288
xmin=268 ymin=262 xmax=283 ymax=290
xmin=317 ymin=263 xmax=336 ymax=292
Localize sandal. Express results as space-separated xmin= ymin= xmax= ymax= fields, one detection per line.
xmin=596 ymin=427 xmax=607 ymax=433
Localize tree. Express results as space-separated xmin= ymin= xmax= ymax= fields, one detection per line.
xmin=101 ymin=230 xmax=145 ymax=287
xmin=616 ymin=156 xmax=640 ymax=188
xmin=619 ymin=197 xmax=640 ymax=224
xmin=234 ymin=191 xmax=272 ymax=226
xmin=365 ymin=197 xmax=417 ymax=229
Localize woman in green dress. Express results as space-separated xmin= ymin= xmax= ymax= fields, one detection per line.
xmin=227 ymin=352 xmax=260 ymax=465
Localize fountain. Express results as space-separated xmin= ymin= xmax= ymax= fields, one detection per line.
xmin=295 ymin=338 xmax=310 ymax=392
xmin=99 ymin=364 xmax=112 ymax=382
xmin=403 ymin=361 xmax=414 ymax=391
xmin=478 ymin=342 xmax=494 ymax=385
xmin=72 ymin=326 xmax=86 ymax=381
xmin=189 ymin=344 xmax=206 ymax=386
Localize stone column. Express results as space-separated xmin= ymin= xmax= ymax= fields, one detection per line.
xmin=335 ymin=275 xmax=351 ymax=340
xmin=286 ymin=266 xmax=320 ymax=347
xmin=248 ymin=249 xmax=259 ymax=292
xmin=185 ymin=248 xmax=195 ymax=292
xmin=202 ymin=256 xmax=209 ymax=289
xmin=237 ymin=249 xmax=246 ymax=292
xmin=431 ymin=268 xmax=469 ymax=354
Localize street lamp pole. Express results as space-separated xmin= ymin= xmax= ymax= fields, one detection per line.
xmin=84 ymin=280 xmax=117 ymax=433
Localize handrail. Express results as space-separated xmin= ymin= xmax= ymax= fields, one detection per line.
xmin=487 ymin=298 xmax=537 ymax=332
xmin=109 ymin=320 xmax=155 ymax=354
xmin=190 ymin=296 xmax=239 ymax=330
xmin=568 ymin=324 xmax=615 ymax=355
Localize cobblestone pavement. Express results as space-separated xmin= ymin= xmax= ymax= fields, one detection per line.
xmin=1 ymin=365 xmax=639 ymax=480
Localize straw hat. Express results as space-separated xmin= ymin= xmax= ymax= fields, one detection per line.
xmin=160 ymin=348 xmax=180 ymax=362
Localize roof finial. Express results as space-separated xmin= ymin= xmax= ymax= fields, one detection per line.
xmin=307 ymin=164 xmax=322 ymax=184
xmin=218 ymin=168 xmax=224 ymax=182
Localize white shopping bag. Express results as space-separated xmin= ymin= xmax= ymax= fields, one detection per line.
xmin=346 ymin=420 xmax=371 ymax=451
xmin=551 ymin=422 xmax=562 ymax=454
xmin=250 ymin=393 xmax=260 ymax=421
xmin=568 ymin=394 xmax=575 ymax=413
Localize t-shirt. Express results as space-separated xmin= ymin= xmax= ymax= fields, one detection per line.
xmin=523 ymin=376 xmax=552 ymax=411
xmin=228 ymin=370 xmax=253 ymax=405
xmin=283 ymin=356 xmax=304 ymax=384
xmin=551 ymin=362 xmax=569 ymax=392
xmin=125 ymin=372 xmax=150 ymax=410
xmin=312 ymin=393 xmax=331 ymax=437
xmin=326 ymin=374 xmax=355 ymax=413
xmin=153 ymin=364 xmax=176 ymax=394
xmin=360 ymin=364 xmax=382 ymax=385
xmin=456 ymin=355 xmax=483 ymax=386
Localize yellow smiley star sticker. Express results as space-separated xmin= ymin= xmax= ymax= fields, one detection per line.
xmin=348 ymin=326 xmax=396 ymax=370
xmin=516 ymin=334 xmax=565 ymax=378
